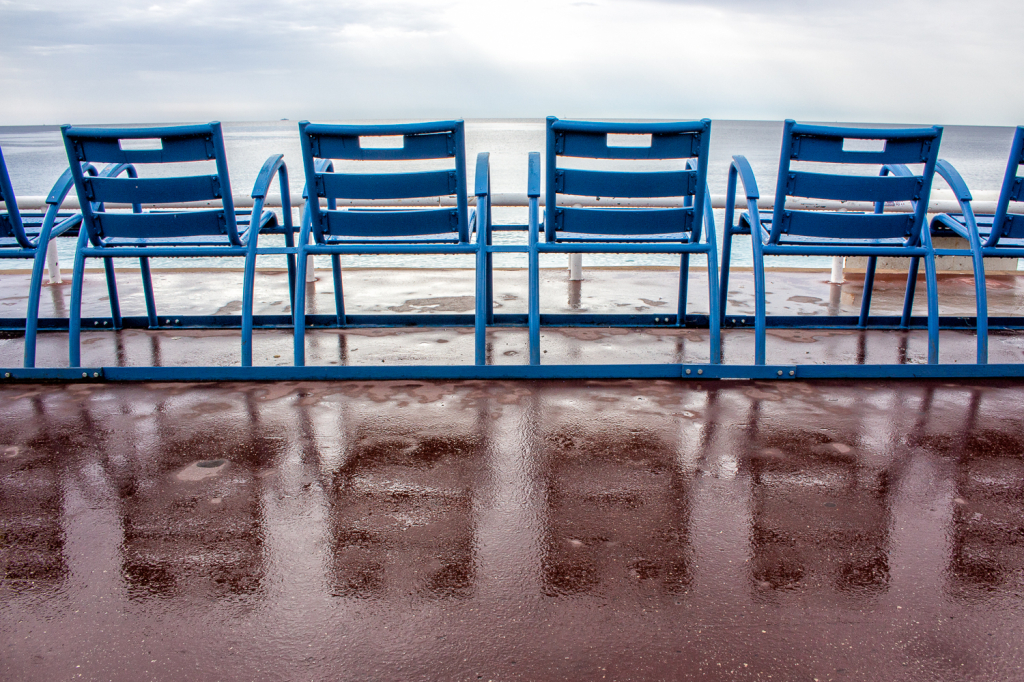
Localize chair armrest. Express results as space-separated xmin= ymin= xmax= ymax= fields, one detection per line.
xmin=731 ymin=155 xmax=760 ymax=200
xmin=45 ymin=163 xmax=99 ymax=206
xmin=475 ymin=152 xmax=490 ymax=198
xmin=934 ymin=159 xmax=973 ymax=203
xmin=527 ymin=152 xmax=541 ymax=198
xmin=251 ymin=154 xmax=286 ymax=199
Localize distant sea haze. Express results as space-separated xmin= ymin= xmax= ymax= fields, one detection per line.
xmin=0 ymin=119 xmax=1017 ymax=270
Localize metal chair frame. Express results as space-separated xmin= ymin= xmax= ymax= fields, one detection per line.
xmin=61 ymin=121 xmax=293 ymax=368
xmin=0 ymin=144 xmax=90 ymax=367
xmin=292 ymin=119 xmax=488 ymax=366
xmin=720 ymin=119 xmax=943 ymax=365
xmin=527 ymin=117 xmax=721 ymax=365
xmin=929 ymin=125 xmax=1024 ymax=364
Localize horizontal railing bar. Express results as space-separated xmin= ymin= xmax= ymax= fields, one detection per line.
xmin=0 ymin=313 xmax=1018 ymax=333
xmin=4 ymin=363 xmax=1024 ymax=383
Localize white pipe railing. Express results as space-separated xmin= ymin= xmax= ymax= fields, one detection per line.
xmin=4 ymin=190 xmax=1006 ymax=214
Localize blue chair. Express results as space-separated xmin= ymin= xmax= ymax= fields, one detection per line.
xmin=720 ymin=120 xmax=943 ymax=365
xmin=292 ymin=120 xmax=487 ymax=367
xmin=527 ymin=117 xmax=721 ymax=365
xmin=60 ymin=122 xmax=293 ymax=368
xmin=0 ymin=144 xmax=89 ymax=367
xmin=930 ymin=125 xmax=1024 ymax=364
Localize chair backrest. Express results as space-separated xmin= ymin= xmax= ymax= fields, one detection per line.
xmin=298 ymin=120 xmax=470 ymax=243
xmin=61 ymin=122 xmax=240 ymax=246
xmin=0 ymin=145 xmax=30 ymax=248
xmin=544 ymin=117 xmax=712 ymax=242
xmin=992 ymin=126 xmax=1024 ymax=241
xmin=769 ymin=120 xmax=942 ymax=246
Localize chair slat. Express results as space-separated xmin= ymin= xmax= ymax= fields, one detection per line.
xmin=556 ymin=130 xmax=701 ymax=160
xmin=554 ymin=206 xmax=693 ymax=237
xmin=318 ymin=170 xmax=456 ymax=200
xmin=0 ymin=214 xmax=13 ymax=239
xmin=790 ymin=135 xmax=935 ymax=165
xmin=786 ymin=171 xmax=923 ymax=202
xmin=1001 ymin=213 xmax=1024 ymax=239
xmin=779 ymin=210 xmax=915 ymax=240
xmin=84 ymin=175 xmax=222 ymax=204
xmin=556 ymin=169 xmax=697 ymax=198
xmin=310 ymin=132 xmax=454 ymax=161
xmin=1009 ymin=177 xmax=1024 ymax=203
xmin=69 ymin=135 xmax=216 ymax=164
xmin=94 ymin=210 xmax=227 ymax=239
xmin=321 ymin=208 xmax=459 ymax=238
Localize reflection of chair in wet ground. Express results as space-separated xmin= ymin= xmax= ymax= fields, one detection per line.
xmin=527 ymin=118 xmax=721 ymax=365
xmin=539 ymin=427 xmax=694 ymax=597
xmin=0 ymin=144 xmax=84 ymax=367
xmin=115 ymin=391 xmax=277 ymax=601
xmin=740 ymin=398 xmax=901 ymax=596
xmin=721 ymin=120 xmax=943 ymax=365
xmin=914 ymin=389 xmax=1024 ymax=599
xmin=930 ymin=126 xmax=1024 ymax=363
xmin=60 ymin=122 xmax=293 ymax=368
xmin=0 ymin=442 xmax=67 ymax=589
xmin=325 ymin=431 xmax=481 ymax=599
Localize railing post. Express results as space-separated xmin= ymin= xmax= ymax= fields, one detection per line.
xmin=45 ymin=239 xmax=62 ymax=284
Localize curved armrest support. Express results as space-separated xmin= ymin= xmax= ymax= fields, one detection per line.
xmin=474 ymin=152 xmax=490 ymax=197
xmin=249 ymin=154 xmax=291 ymax=242
xmin=934 ymin=159 xmax=973 ymax=203
xmin=731 ymin=155 xmax=760 ymax=200
xmin=527 ymin=152 xmax=541 ymax=199
xmin=251 ymin=154 xmax=285 ymax=199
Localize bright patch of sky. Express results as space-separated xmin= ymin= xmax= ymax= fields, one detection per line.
xmin=0 ymin=0 xmax=1017 ymax=125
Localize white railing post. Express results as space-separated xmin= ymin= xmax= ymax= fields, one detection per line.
xmin=829 ymin=256 xmax=844 ymax=284
xmin=45 ymin=239 xmax=62 ymax=284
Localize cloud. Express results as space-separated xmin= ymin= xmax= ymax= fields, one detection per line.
xmin=0 ymin=0 xmax=1020 ymax=125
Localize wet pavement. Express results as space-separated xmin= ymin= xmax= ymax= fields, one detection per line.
xmin=3 ymin=267 xmax=1024 ymax=367
xmin=2 ymin=379 xmax=1024 ymax=681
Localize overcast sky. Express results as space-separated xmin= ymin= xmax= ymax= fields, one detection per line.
xmin=0 ymin=0 xmax=1018 ymax=126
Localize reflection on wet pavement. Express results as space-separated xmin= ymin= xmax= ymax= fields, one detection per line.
xmin=2 ymin=380 xmax=1024 ymax=680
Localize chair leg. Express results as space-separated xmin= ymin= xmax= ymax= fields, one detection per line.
xmin=69 ymin=232 xmax=90 ymax=368
xmin=900 ymin=257 xmax=920 ymax=329
xmin=677 ymin=253 xmax=690 ymax=327
xmin=293 ymin=248 xmax=309 ymax=367
xmin=285 ymin=227 xmax=297 ymax=314
xmin=924 ymin=251 xmax=940 ymax=364
xmin=475 ymin=244 xmax=486 ymax=366
xmin=23 ymin=247 xmax=48 ymax=368
xmin=241 ymin=244 xmax=258 ymax=367
xmin=331 ymin=254 xmax=345 ymax=326
xmin=528 ymin=252 xmax=540 ymax=367
xmin=858 ymin=256 xmax=877 ymax=328
xmin=103 ymin=257 xmax=122 ymax=329
xmin=140 ymin=256 xmax=158 ymax=328
xmin=969 ymin=249 xmax=988 ymax=364
xmin=706 ymin=242 xmax=722 ymax=366
xmin=752 ymin=241 xmax=767 ymax=366
xmin=719 ymin=226 xmax=734 ymax=320
xmin=485 ymin=250 xmax=494 ymax=324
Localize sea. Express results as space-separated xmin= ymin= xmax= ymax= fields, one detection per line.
xmin=0 ymin=119 xmax=1017 ymax=270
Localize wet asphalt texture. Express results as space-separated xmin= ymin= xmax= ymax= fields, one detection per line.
xmin=2 ymin=379 xmax=1024 ymax=681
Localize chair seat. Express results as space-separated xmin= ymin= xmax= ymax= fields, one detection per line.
xmin=0 ymin=212 xmax=81 ymax=250
xmin=94 ymin=209 xmax=276 ymax=248
xmin=552 ymin=231 xmax=693 ymax=243
xmin=739 ymin=212 xmax=910 ymax=248
xmin=932 ymin=213 xmax=1024 ymax=249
